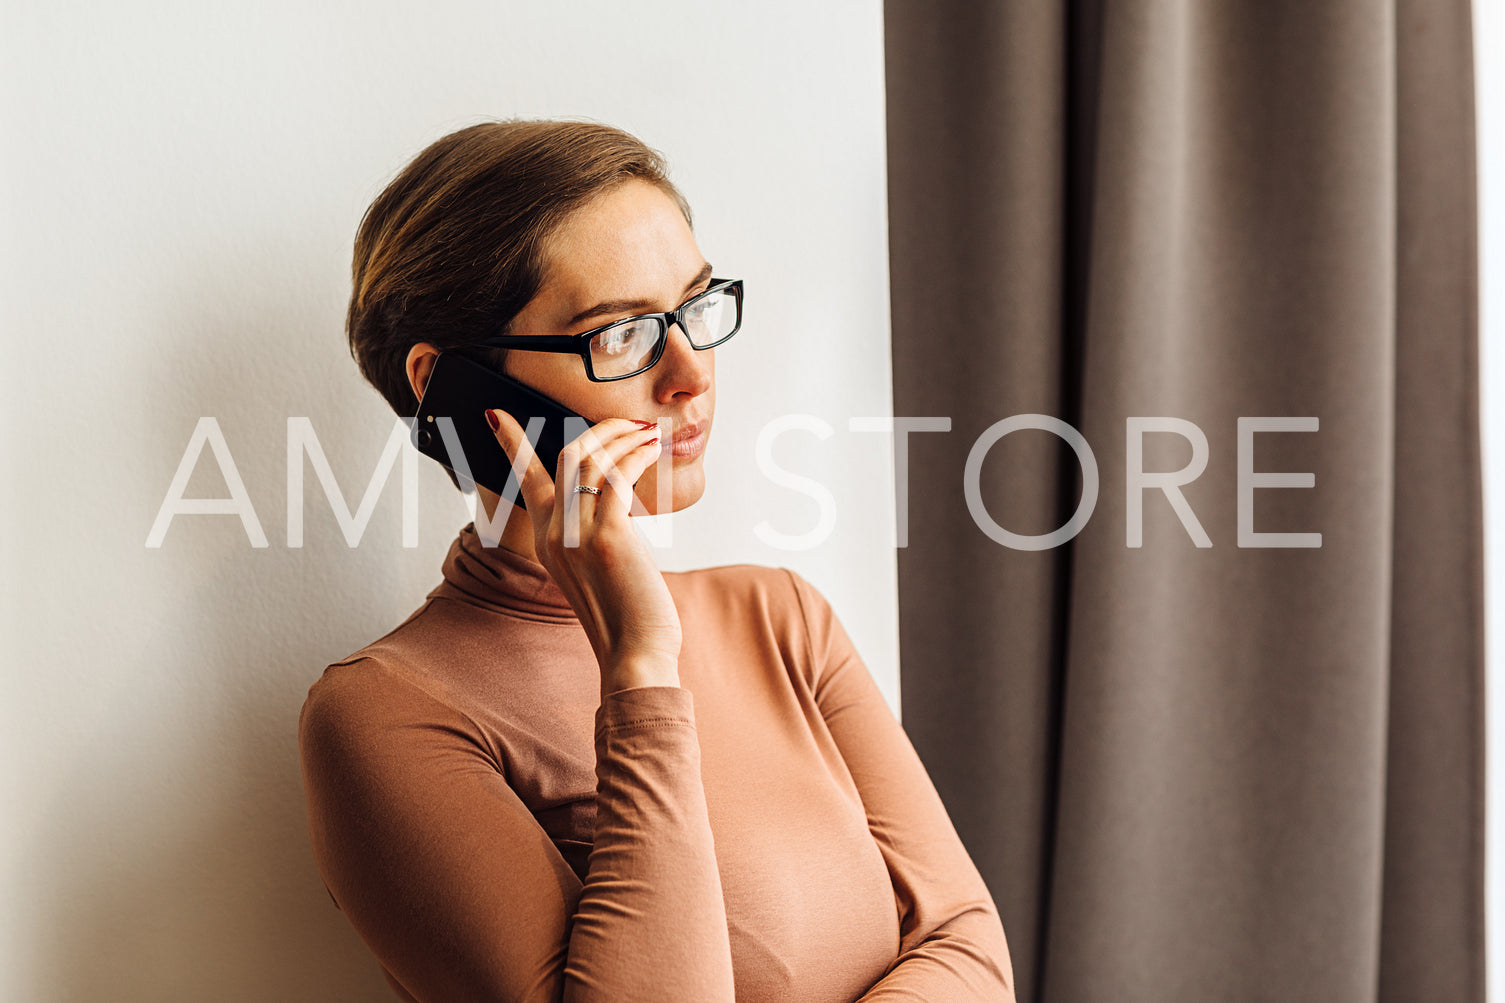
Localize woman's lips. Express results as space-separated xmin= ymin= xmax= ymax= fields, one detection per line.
xmin=668 ymin=421 xmax=707 ymax=459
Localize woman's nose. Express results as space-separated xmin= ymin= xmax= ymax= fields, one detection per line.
xmin=653 ymin=323 xmax=712 ymax=400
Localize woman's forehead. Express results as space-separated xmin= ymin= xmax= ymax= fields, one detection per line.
xmin=540 ymin=181 xmax=704 ymax=304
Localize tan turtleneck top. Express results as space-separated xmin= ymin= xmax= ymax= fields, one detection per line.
xmin=298 ymin=523 xmax=1015 ymax=1002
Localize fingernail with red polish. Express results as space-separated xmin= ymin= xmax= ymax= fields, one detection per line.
xmin=484 ymin=409 xmax=500 ymax=432
xmin=646 ymin=437 xmax=659 ymax=446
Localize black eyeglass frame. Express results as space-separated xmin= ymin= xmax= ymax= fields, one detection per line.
xmin=463 ymin=277 xmax=744 ymax=382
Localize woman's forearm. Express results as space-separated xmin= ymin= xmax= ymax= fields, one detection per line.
xmin=562 ymin=685 xmax=735 ymax=1002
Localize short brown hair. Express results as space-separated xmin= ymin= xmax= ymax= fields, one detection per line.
xmin=345 ymin=118 xmax=692 ymax=420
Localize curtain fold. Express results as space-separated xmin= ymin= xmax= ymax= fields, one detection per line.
xmin=883 ymin=2 xmax=1482 ymax=1000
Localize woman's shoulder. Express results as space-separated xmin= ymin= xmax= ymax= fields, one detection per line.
xmin=300 ymin=649 xmax=453 ymax=735
xmin=299 ymin=600 xmax=477 ymax=745
xmin=664 ymin=563 xmax=859 ymax=696
xmin=663 ymin=562 xmax=837 ymax=634
xmin=664 ymin=561 xmax=805 ymax=598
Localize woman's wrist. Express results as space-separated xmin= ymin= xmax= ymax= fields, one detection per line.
xmin=600 ymin=656 xmax=681 ymax=697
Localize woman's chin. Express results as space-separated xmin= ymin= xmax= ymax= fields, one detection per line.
xmin=633 ymin=465 xmax=706 ymax=516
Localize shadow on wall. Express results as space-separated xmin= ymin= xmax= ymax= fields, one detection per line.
xmin=28 ymin=255 xmax=403 ymax=1002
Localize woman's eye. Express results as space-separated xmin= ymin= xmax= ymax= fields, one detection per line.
xmin=595 ymin=322 xmax=646 ymax=355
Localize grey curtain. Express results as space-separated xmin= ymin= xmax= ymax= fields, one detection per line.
xmin=883 ymin=2 xmax=1482 ymax=1001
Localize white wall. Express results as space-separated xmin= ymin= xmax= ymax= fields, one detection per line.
xmin=1478 ymin=0 xmax=1504 ymax=998
xmin=0 ymin=3 xmax=894 ymax=999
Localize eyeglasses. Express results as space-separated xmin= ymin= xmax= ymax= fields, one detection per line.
xmin=468 ymin=278 xmax=744 ymax=382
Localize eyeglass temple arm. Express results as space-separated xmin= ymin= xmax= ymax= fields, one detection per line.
xmin=467 ymin=334 xmax=581 ymax=352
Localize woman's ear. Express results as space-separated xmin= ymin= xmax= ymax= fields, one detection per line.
xmin=405 ymin=343 xmax=442 ymax=403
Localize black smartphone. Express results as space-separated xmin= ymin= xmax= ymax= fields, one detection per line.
xmin=411 ymin=350 xmax=597 ymax=506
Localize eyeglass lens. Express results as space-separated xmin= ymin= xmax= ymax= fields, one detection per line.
xmin=588 ymin=285 xmax=740 ymax=379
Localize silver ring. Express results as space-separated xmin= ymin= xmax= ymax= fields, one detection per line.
xmin=573 ymin=484 xmax=602 ymax=496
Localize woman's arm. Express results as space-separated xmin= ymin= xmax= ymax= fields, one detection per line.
xmin=298 ymin=659 xmax=734 ymax=1003
xmin=785 ymin=571 xmax=1018 ymax=1002
xmin=300 ymin=411 xmax=734 ymax=1000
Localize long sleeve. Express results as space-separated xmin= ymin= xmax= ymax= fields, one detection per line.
xmin=785 ymin=571 xmax=1018 ymax=1001
xmin=297 ymin=660 xmax=734 ymax=1003
xmin=570 ymin=686 xmax=735 ymax=998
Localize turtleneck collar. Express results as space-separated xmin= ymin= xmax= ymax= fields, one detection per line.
xmin=429 ymin=522 xmax=578 ymax=622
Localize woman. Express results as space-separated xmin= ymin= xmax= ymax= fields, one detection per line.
xmin=298 ymin=118 xmax=1016 ymax=1002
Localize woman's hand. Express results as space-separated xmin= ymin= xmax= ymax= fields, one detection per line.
xmin=486 ymin=409 xmax=682 ymax=698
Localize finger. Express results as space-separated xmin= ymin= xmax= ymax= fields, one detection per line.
xmin=485 ymin=408 xmax=554 ymax=514
xmin=553 ymin=428 xmax=589 ymax=549
xmin=555 ymin=424 xmax=659 ymax=544
xmin=595 ymin=434 xmax=666 ymax=519
xmin=569 ymin=420 xmax=662 ymax=490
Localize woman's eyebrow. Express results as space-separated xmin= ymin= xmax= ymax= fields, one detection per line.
xmin=684 ymin=261 xmax=714 ymax=293
xmin=565 ymin=262 xmax=714 ymax=328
